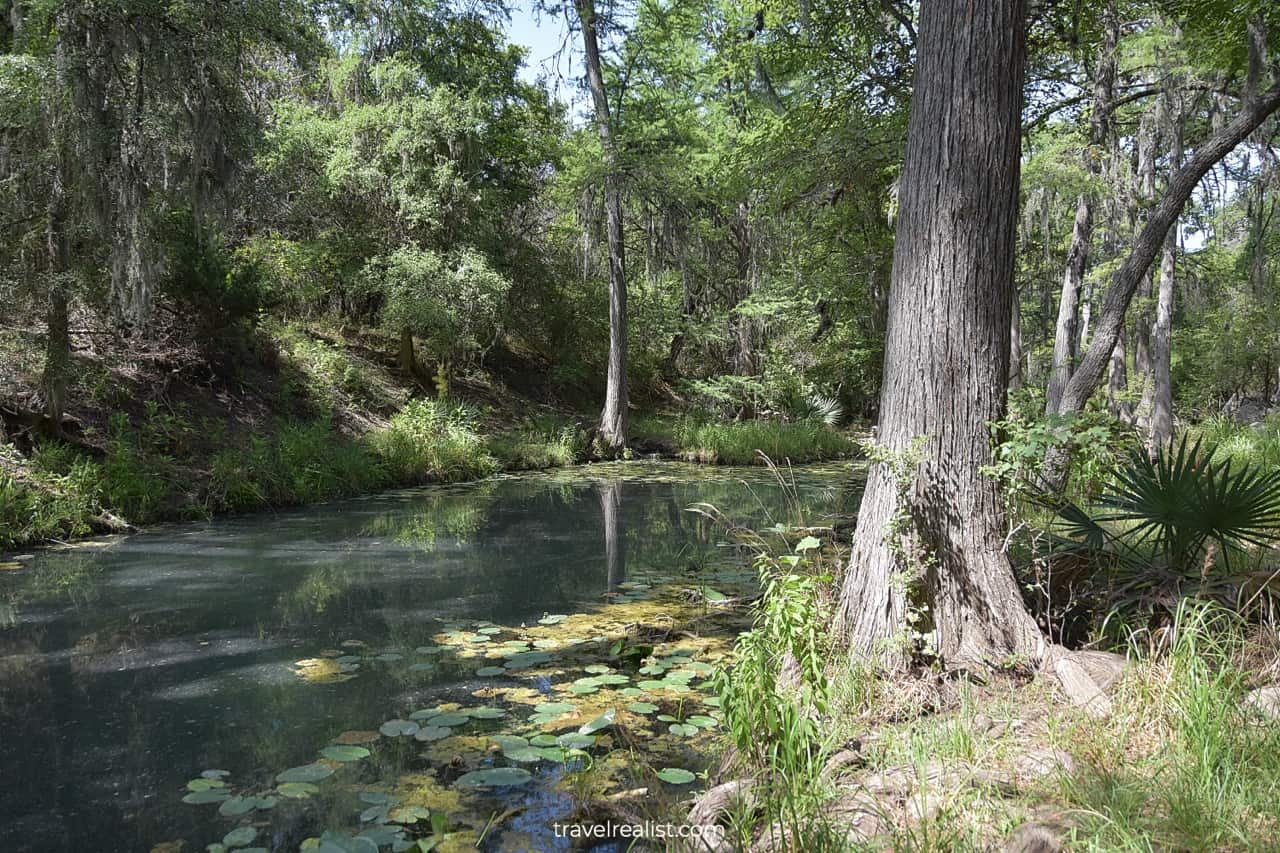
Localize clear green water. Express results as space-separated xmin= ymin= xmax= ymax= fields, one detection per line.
xmin=0 ymin=462 xmax=857 ymax=852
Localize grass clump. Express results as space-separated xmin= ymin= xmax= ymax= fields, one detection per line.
xmin=1062 ymin=602 xmax=1280 ymax=850
xmin=367 ymin=399 xmax=499 ymax=484
xmin=206 ymin=421 xmax=387 ymax=512
xmin=1189 ymin=413 xmax=1280 ymax=471
xmin=0 ymin=444 xmax=103 ymax=549
xmin=644 ymin=415 xmax=854 ymax=465
xmin=488 ymin=416 xmax=585 ymax=470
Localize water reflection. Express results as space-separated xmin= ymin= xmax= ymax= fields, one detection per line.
xmin=0 ymin=462 xmax=857 ymax=851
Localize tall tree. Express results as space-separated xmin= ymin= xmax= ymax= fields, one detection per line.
xmin=1043 ymin=18 xmax=1280 ymax=491
xmin=836 ymin=0 xmax=1042 ymax=666
xmin=1045 ymin=4 xmax=1119 ymax=415
xmin=574 ymin=0 xmax=628 ymax=455
xmin=1149 ymin=87 xmax=1185 ymax=448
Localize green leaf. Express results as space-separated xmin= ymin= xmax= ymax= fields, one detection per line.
xmin=453 ymin=767 xmax=533 ymax=787
xmin=795 ymin=535 xmax=822 ymax=552
xmin=656 ymin=767 xmax=696 ymax=784
xmin=321 ymin=745 xmax=370 ymax=762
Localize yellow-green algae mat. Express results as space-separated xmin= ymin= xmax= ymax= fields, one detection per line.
xmin=179 ymin=567 xmax=758 ymax=852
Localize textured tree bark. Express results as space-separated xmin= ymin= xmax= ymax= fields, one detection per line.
xmin=1108 ymin=328 xmax=1132 ymax=421
xmin=1149 ymin=92 xmax=1183 ymax=449
xmin=41 ymin=19 xmax=72 ymax=430
xmin=835 ymin=0 xmax=1043 ymax=669
xmin=576 ymin=0 xmax=628 ymax=456
xmin=1045 ymin=4 xmax=1117 ymax=415
xmin=1041 ymin=73 xmax=1280 ymax=492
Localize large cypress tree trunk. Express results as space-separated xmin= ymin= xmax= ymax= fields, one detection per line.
xmin=576 ymin=0 xmax=628 ymax=456
xmin=835 ymin=0 xmax=1043 ymax=668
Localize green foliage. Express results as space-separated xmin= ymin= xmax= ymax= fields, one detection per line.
xmin=0 ymin=446 xmax=99 ymax=550
xmin=986 ymin=390 xmax=1138 ymax=505
xmin=1190 ymin=414 xmax=1280 ymax=471
xmin=664 ymin=416 xmax=854 ymax=465
xmin=1065 ymin=601 xmax=1280 ymax=850
xmin=488 ymin=417 xmax=585 ymax=470
xmin=716 ymin=538 xmax=833 ymax=844
xmin=368 ymin=400 xmax=499 ymax=484
xmin=1052 ymin=436 xmax=1280 ymax=611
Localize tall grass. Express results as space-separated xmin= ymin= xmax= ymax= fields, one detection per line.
xmin=1189 ymin=413 xmax=1280 ymax=471
xmin=367 ymin=399 xmax=499 ymax=483
xmin=657 ymin=415 xmax=854 ymax=465
xmin=1064 ymin=601 xmax=1280 ymax=849
xmin=487 ymin=416 xmax=585 ymax=470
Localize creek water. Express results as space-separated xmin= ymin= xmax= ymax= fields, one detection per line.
xmin=0 ymin=462 xmax=857 ymax=853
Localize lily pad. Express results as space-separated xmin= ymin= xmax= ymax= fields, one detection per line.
xmin=321 ymin=745 xmax=370 ymax=762
xmin=201 ymin=769 xmax=231 ymax=779
xmin=556 ymin=733 xmax=596 ymax=749
xmin=413 ymin=726 xmax=452 ymax=742
xmin=490 ymin=735 xmax=530 ymax=751
xmin=627 ymin=702 xmax=659 ymax=715
xmin=276 ymin=763 xmax=335 ymax=783
xmin=187 ymin=778 xmax=226 ymax=792
xmin=223 ymin=827 xmax=258 ymax=848
xmin=388 ymin=804 xmax=433 ymax=824
xmin=583 ymin=664 xmax=614 ymax=674
xmin=656 ymin=767 xmax=697 ymax=784
xmin=593 ymin=674 xmax=630 ymax=685
xmin=686 ymin=715 xmax=718 ymax=729
xmin=375 ymin=653 xmax=404 ymax=662
xmin=669 ymin=723 xmax=699 ymax=737
xmin=181 ymin=789 xmax=229 ymax=805
xmin=475 ymin=666 xmax=506 ymax=677
xmin=567 ymin=681 xmax=599 ymax=695
xmin=426 ymin=713 xmax=469 ymax=728
xmin=528 ymin=734 xmax=560 ymax=747
xmin=534 ymin=701 xmax=576 ymax=715
xmin=477 ymin=627 xmax=503 ymax=635
xmin=502 ymin=746 xmax=545 ymax=763
xmin=379 ymin=719 xmax=420 ymax=737
xmin=276 ymin=781 xmax=320 ymax=799
xmin=454 ymin=767 xmax=534 ymax=788
xmin=218 ymin=796 xmax=257 ymax=817
xmin=504 ymin=651 xmax=553 ymax=670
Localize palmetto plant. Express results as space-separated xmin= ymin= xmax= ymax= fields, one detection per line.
xmin=1051 ymin=436 xmax=1280 ymax=608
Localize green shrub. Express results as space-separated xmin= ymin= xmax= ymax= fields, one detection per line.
xmin=368 ymin=399 xmax=499 ymax=483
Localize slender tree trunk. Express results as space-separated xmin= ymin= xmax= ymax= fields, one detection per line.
xmin=1046 ymin=5 xmax=1117 ymax=415
xmin=1041 ymin=65 xmax=1280 ymax=492
xmin=1010 ymin=289 xmax=1024 ymax=391
xmin=41 ymin=20 xmax=72 ymax=430
xmin=1149 ymin=91 xmax=1184 ymax=449
xmin=1109 ymin=328 xmax=1132 ymax=420
xmin=836 ymin=0 xmax=1042 ymax=668
xmin=601 ymin=481 xmax=625 ymax=592
xmin=1132 ymin=111 xmax=1158 ymax=419
xmin=576 ymin=0 xmax=628 ymax=455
